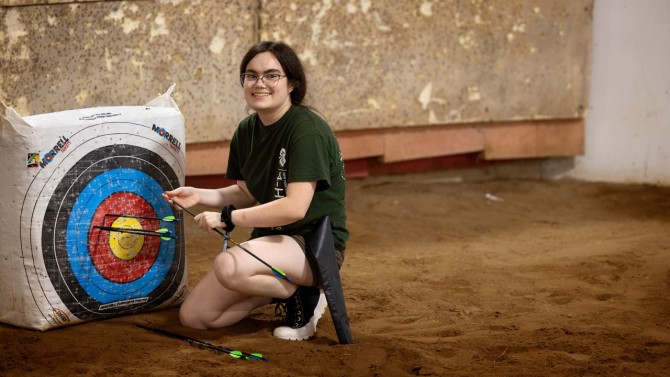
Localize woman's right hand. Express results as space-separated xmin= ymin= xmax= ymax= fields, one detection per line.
xmin=163 ymin=187 xmax=200 ymax=210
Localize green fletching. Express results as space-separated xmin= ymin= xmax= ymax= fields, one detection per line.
xmin=272 ymin=267 xmax=293 ymax=282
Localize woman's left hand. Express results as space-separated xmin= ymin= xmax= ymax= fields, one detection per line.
xmin=193 ymin=211 xmax=226 ymax=232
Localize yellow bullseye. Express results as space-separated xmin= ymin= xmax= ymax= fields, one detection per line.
xmin=109 ymin=217 xmax=144 ymax=260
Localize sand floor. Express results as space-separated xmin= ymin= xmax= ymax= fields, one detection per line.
xmin=2 ymin=172 xmax=669 ymax=376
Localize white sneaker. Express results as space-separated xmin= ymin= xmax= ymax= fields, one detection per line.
xmin=273 ymin=287 xmax=327 ymax=341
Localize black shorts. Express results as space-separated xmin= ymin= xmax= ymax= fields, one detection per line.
xmin=289 ymin=234 xmax=344 ymax=287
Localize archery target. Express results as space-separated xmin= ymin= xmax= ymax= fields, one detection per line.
xmin=1 ymin=96 xmax=187 ymax=330
xmin=43 ymin=145 xmax=183 ymax=319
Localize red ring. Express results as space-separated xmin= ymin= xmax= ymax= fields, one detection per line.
xmin=88 ymin=193 xmax=160 ymax=283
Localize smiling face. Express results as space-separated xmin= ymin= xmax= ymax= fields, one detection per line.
xmin=243 ymin=51 xmax=294 ymax=125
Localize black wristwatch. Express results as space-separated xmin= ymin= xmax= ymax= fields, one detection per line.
xmin=220 ymin=204 xmax=236 ymax=233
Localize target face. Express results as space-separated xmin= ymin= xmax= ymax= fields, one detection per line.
xmin=20 ymin=120 xmax=186 ymax=326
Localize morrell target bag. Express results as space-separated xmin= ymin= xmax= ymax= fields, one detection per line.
xmin=0 ymin=85 xmax=188 ymax=330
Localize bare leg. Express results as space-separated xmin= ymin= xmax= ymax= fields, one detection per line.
xmin=179 ymin=235 xmax=315 ymax=329
xmin=179 ymin=269 xmax=272 ymax=329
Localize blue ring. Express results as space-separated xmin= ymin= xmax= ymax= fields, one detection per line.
xmin=65 ymin=168 xmax=174 ymax=303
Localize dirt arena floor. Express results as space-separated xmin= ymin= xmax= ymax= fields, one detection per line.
xmin=2 ymin=171 xmax=670 ymax=376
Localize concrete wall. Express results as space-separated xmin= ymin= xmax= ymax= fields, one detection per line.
xmin=1 ymin=0 xmax=592 ymax=141
xmin=567 ymin=0 xmax=670 ymax=185
xmin=1 ymin=0 xmax=254 ymax=142
xmin=260 ymin=0 xmax=592 ymax=129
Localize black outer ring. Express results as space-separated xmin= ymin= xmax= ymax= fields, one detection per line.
xmin=41 ymin=144 xmax=185 ymax=320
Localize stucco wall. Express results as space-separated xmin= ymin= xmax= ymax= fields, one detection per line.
xmin=1 ymin=0 xmax=254 ymax=142
xmin=1 ymin=0 xmax=592 ymax=144
xmin=262 ymin=0 xmax=591 ymax=129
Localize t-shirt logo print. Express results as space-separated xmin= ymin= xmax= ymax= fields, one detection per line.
xmin=273 ymin=147 xmax=288 ymax=201
xmin=278 ymin=148 xmax=287 ymax=167
xmin=272 ymin=148 xmax=289 ymax=231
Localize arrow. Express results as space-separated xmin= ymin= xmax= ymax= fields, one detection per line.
xmin=93 ymin=226 xmax=177 ymax=241
xmin=224 ymin=236 xmax=293 ymax=282
xmin=106 ymin=213 xmax=181 ymax=222
xmin=166 ymin=196 xmax=293 ymax=283
xmin=136 ymin=324 xmax=268 ymax=362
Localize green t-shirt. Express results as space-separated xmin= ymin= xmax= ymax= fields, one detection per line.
xmin=226 ymin=105 xmax=349 ymax=252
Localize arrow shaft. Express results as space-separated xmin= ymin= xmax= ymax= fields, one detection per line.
xmin=224 ymin=237 xmax=293 ymax=281
xmin=168 ymin=198 xmax=292 ymax=282
xmin=95 ymin=226 xmax=167 ymax=234
xmin=93 ymin=226 xmax=175 ymax=239
xmin=136 ymin=324 xmax=267 ymax=361
xmin=106 ymin=213 xmax=178 ymax=222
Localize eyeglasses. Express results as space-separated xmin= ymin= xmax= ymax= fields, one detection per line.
xmin=240 ymin=73 xmax=287 ymax=86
